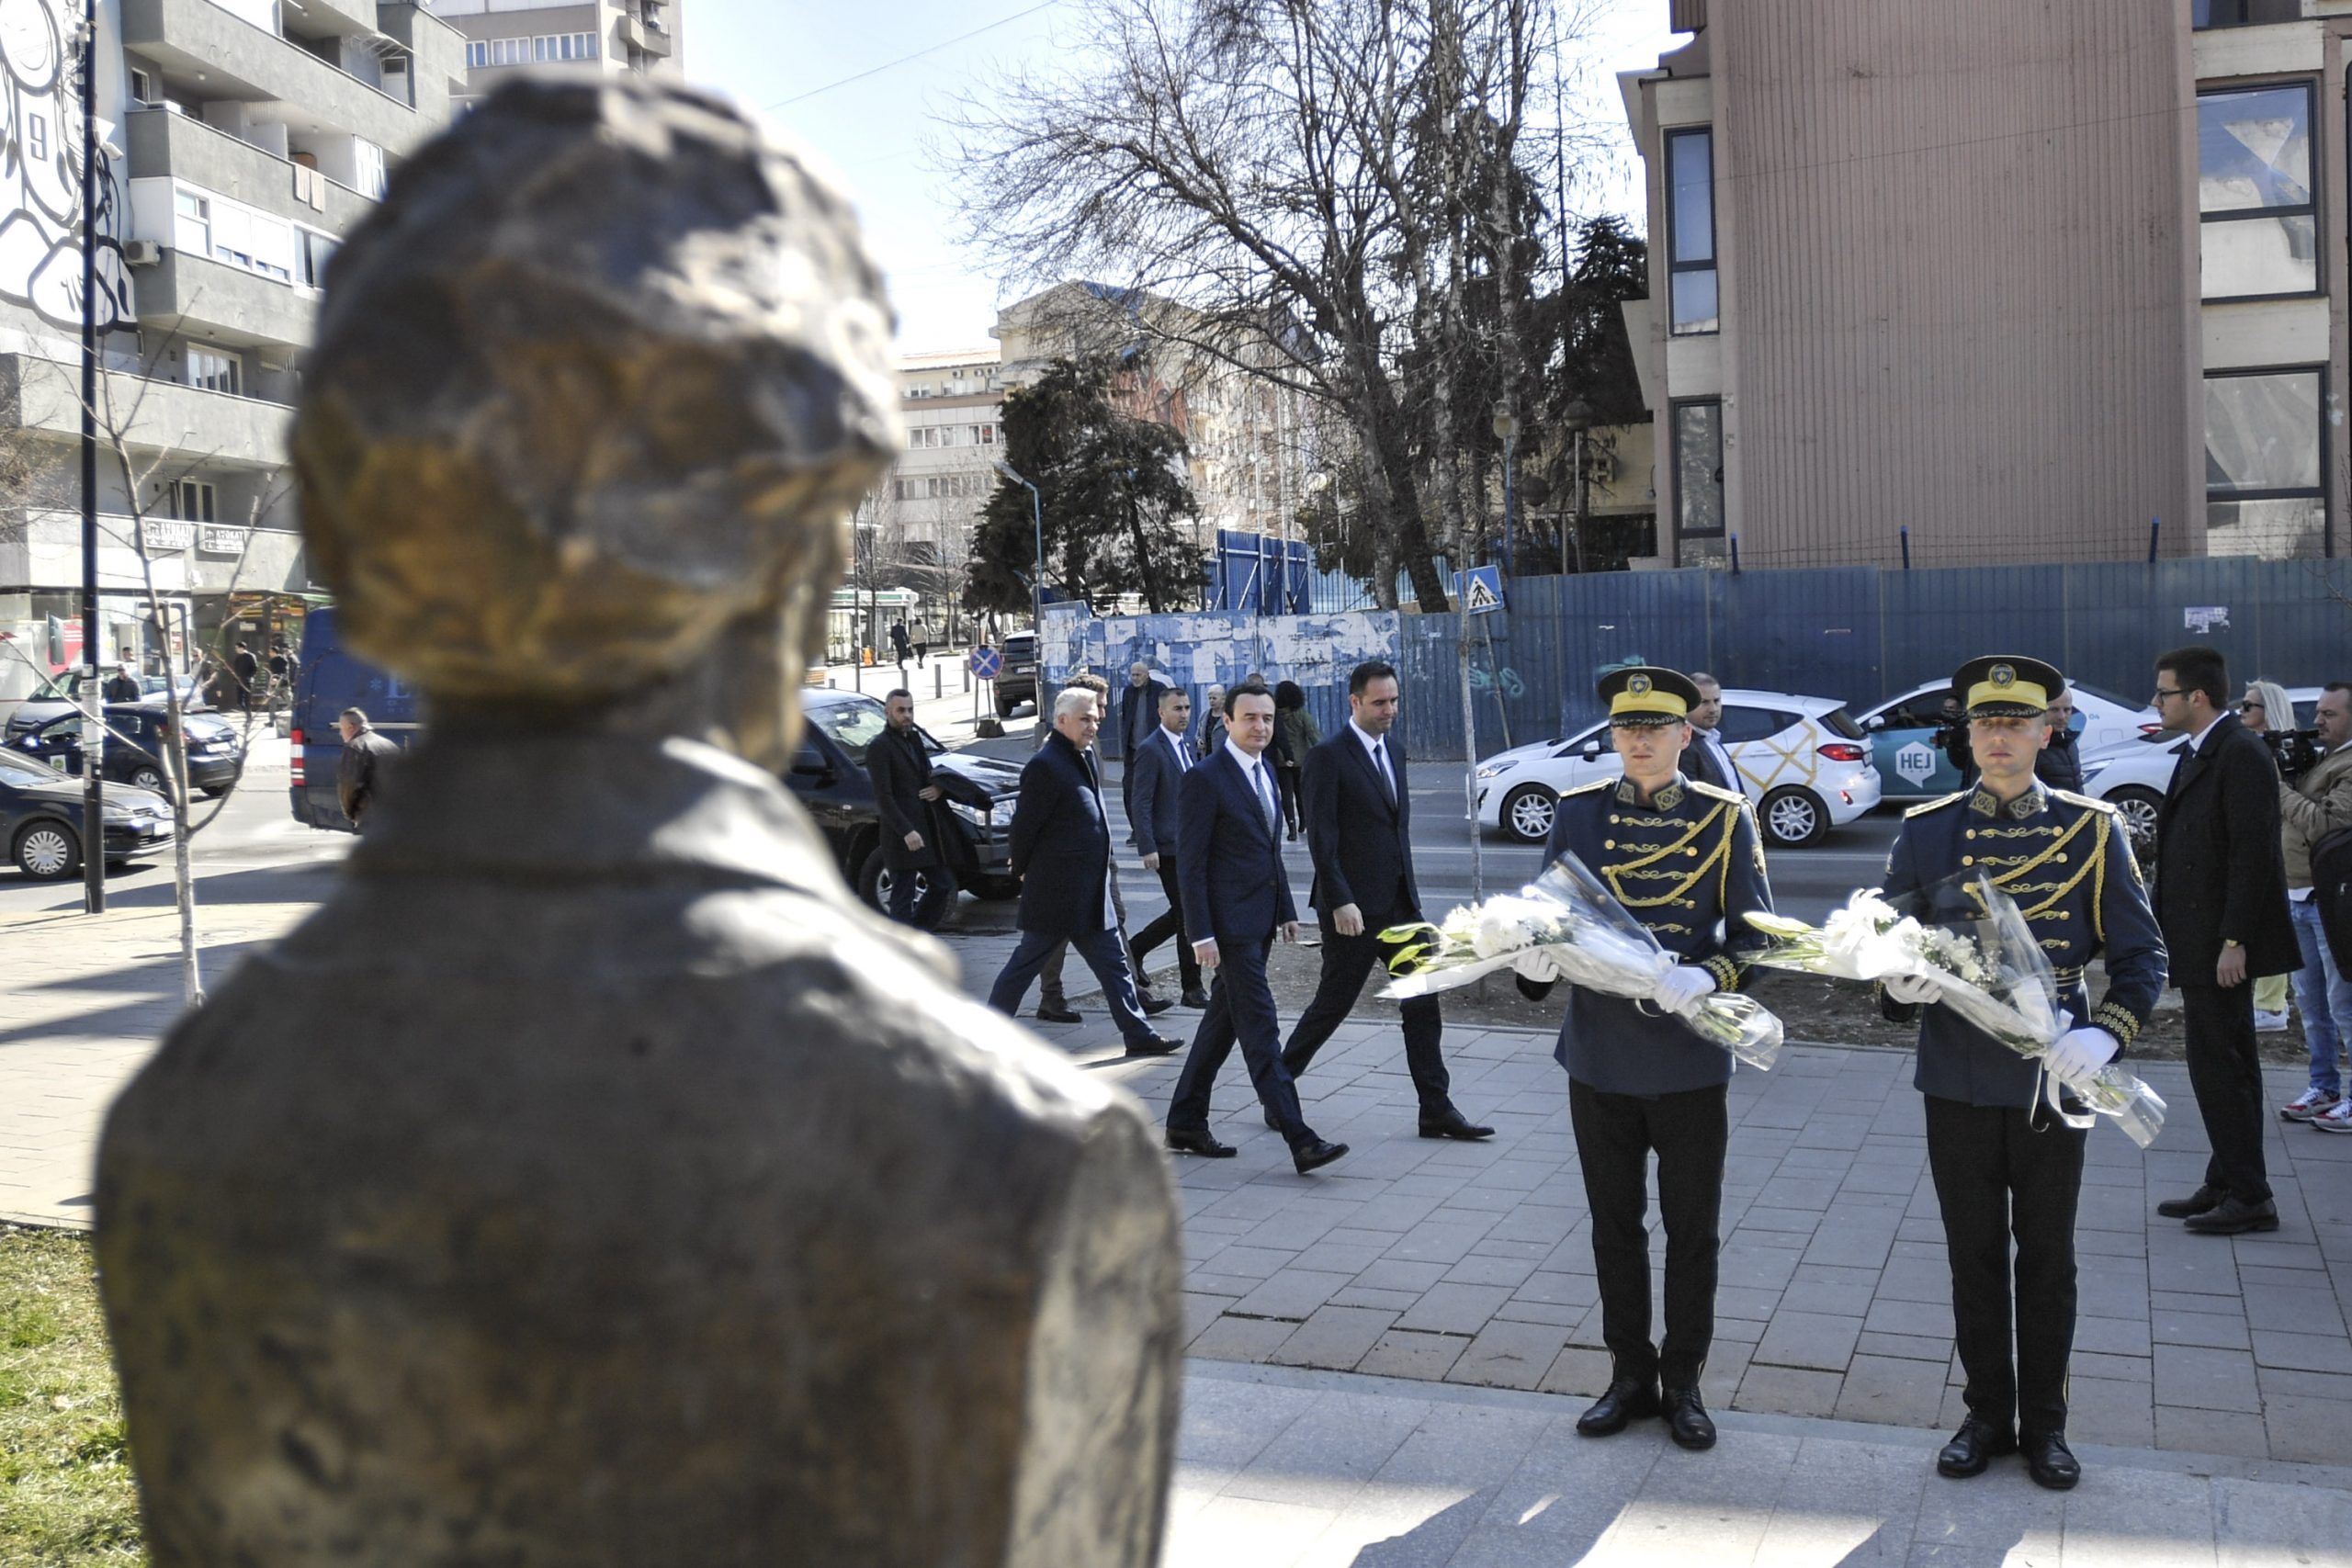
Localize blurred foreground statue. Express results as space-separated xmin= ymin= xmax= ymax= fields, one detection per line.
xmin=96 ymin=77 xmax=1181 ymax=1566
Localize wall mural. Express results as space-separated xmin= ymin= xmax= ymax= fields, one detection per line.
xmin=0 ymin=0 xmax=129 ymax=333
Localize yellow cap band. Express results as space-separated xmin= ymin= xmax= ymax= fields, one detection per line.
xmin=1966 ymin=678 xmax=2049 ymax=711
xmin=1610 ymin=690 xmax=1689 ymax=720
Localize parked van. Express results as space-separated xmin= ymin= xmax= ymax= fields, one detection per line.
xmin=288 ymin=609 xmax=421 ymax=831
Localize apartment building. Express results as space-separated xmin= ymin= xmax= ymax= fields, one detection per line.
xmin=884 ymin=346 xmax=1001 ymax=561
xmin=0 ymin=0 xmax=464 ymax=701
xmin=1621 ymin=0 xmax=2341 ymax=570
xmin=431 ymin=0 xmax=681 ymax=102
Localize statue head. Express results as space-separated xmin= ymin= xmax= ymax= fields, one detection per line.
xmin=292 ymin=76 xmax=899 ymax=764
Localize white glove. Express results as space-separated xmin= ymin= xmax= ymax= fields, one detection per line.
xmin=1512 ymin=948 xmax=1566 ymax=986
xmin=1884 ymin=973 xmax=1943 ymax=1007
xmin=1652 ymin=964 xmax=1718 ymax=1017
xmin=2045 ymin=1026 xmax=2119 ymax=1086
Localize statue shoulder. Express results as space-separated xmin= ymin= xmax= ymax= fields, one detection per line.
xmin=1902 ymin=791 xmax=1969 ymax=819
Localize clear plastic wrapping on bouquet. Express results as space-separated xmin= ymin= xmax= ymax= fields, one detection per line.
xmin=1749 ymin=875 xmax=2166 ymax=1148
xmin=1380 ymin=852 xmax=1784 ymax=1071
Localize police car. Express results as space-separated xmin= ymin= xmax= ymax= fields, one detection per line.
xmin=1475 ymin=688 xmax=1882 ymax=848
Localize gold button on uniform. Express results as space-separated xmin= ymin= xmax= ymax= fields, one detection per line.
xmin=1962 ymin=856 xmax=1973 ymax=866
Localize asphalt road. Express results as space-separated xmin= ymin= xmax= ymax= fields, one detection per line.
xmin=0 ymin=745 xmax=1907 ymax=934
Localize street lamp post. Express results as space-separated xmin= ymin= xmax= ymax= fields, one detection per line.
xmin=77 ymin=0 xmax=103 ymax=914
xmin=993 ymin=458 xmax=1044 ymax=637
xmin=1561 ymin=397 xmax=1595 ymax=575
xmin=1491 ymin=400 xmax=1520 ymax=575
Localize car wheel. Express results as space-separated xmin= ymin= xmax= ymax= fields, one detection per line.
xmin=856 ymin=847 xmax=952 ymax=931
xmin=13 ymin=819 xmax=79 ymax=880
xmin=130 ymin=765 xmax=166 ymax=792
xmin=2106 ymin=786 xmax=2161 ymax=858
xmin=1499 ymin=782 xmax=1557 ymax=844
xmin=1760 ymin=786 xmax=1829 ymax=849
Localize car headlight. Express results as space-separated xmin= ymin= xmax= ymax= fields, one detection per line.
xmin=948 ymin=799 xmax=989 ymax=827
xmin=1475 ymin=762 xmax=1512 ymax=783
xmin=102 ymin=802 xmax=137 ymax=823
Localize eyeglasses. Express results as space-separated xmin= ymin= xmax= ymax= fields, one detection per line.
xmin=2153 ymin=688 xmax=2186 ymax=703
xmin=2239 ymin=700 xmax=2265 ymax=713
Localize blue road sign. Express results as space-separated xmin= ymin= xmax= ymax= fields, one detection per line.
xmin=1462 ymin=564 xmax=1505 ymax=616
xmin=968 ymin=645 xmax=1003 ymax=680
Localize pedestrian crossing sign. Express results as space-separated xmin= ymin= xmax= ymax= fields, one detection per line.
xmin=1463 ymin=564 xmax=1505 ymax=616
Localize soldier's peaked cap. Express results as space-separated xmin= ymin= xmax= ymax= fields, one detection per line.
xmin=1951 ymin=654 xmax=2064 ymax=719
xmin=1599 ymin=666 xmax=1702 ymax=728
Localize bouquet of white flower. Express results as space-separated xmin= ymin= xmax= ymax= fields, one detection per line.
xmin=1746 ymin=879 xmax=2166 ymax=1148
xmin=1379 ymin=854 xmax=1783 ymax=1071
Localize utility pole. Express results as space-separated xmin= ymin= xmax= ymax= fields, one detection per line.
xmin=994 ymin=458 xmax=1045 ymax=635
xmin=77 ymin=0 xmax=104 ymax=914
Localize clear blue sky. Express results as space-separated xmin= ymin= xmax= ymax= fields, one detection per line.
xmin=694 ymin=2 xmax=1682 ymax=352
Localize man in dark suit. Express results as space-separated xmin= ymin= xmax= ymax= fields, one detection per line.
xmin=1684 ymin=672 xmax=1738 ymax=795
xmin=1116 ymin=660 xmax=1172 ymax=839
xmin=1127 ymin=685 xmax=1208 ymax=1009
xmin=1281 ymin=660 xmax=1491 ymax=1140
xmin=985 ymin=687 xmax=1182 ymax=1058
xmin=866 ymin=688 xmax=949 ymax=926
xmin=1164 ymin=682 xmax=1348 ymax=1175
xmin=2151 ymin=646 xmax=2300 ymax=1235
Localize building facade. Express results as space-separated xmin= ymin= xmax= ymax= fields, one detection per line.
xmin=1623 ymin=0 xmax=2342 ymax=570
xmin=431 ymin=0 xmax=681 ymax=104
xmin=0 ymin=0 xmax=464 ymax=705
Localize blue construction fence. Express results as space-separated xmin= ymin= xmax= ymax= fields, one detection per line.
xmin=1045 ymin=557 xmax=2352 ymax=761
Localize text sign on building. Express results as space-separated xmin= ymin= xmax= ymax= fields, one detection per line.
xmin=140 ymin=521 xmax=250 ymax=556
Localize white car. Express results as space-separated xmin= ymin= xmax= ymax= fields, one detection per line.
xmin=1854 ymin=679 xmax=2159 ymax=801
xmin=1475 ymin=689 xmax=1883 ymax=849
xmin=2081 ymin=687 xmax=2323 ymax=850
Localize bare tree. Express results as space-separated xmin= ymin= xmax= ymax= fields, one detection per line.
xmin=949 ymin=0 xmax=1607 ymax=610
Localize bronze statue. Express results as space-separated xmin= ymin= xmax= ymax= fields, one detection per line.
xmin=96 ymin=77 xmax=1182 ymax=1566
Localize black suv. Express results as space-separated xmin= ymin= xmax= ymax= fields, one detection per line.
xmin=791 ymin=688 xmax=1021 ymax=924
xmin=991 ymin=631 xmax=1038 ymax=719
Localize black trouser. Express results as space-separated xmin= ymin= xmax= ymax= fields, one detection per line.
xmin=1274 ymin=766 xmax=1302 ymax=833
xmin=1283 ymin=918 xmax=1452 ymax=1117
xmin=2181 ymin=983 xmax=2272 ymax=1204
xmin=1129 ymin=859 xmax=1202 ymax=995
xmin=1568 ymin=1077 xmax=1726 ymax=1390
xmin=1167 ymin=933 xmax=1310 ymax=1148
xmin=1924 ymin=1095 xmax=2086 ymax=1438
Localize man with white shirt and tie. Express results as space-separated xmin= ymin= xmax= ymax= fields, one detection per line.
xmin=1165 ymin=682 xmax=1349 ymax=1174
xmin=1282 ymin=660 xmax=1493 ymax=1140
xmin=1127 ymin=685 xmax=1210 ymax=1009
xmin=1685 ymin=673 xmax=1741 ymax=795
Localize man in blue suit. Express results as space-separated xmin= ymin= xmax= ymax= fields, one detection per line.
xmin=1164 ymin=682 xmax=1349 ymax=1174
xmin=986 ymin=688 xmax=1182 ymax=1057
xmin=1127 ymin=685 xmax=1208 ymax=1009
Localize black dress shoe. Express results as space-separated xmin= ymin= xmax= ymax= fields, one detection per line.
xmin=1576 ymin=1378 xmax=1659 ymax=1437
xmin=2020 ymin=1430 xmax=2080 ymax=1491
xmin=1419 ymin=1110 xmax=1496 ymax=1141
xmin=1934 ymin=1416 xmax=2017 ymax=1479
xmin=2156 ymin=1185 xmax=2222 ymax=1219
xmin=1166 ymin=1128 xmax=1237 ymax=1158
xmin=1035 ymin=1002 xmax=1082 ymax=1024
xmin=2185 ymin=1196 xmax=2279 ymax=1235
xmin=1661 ymin=1385 xmax=1715 ymax=1450
xmin=1124 ymin=1034 xmax=1182 ymax=1057
xmin=1292 ymin=1138 xmax=1350 ymax=1175
xmin=1138 ymin=992 xmax=1174 ymax=1017
xmin=1181 ymin=987 xmax=1211 ymax=1009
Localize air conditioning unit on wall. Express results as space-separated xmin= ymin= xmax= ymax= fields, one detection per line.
xmin=122 ymin=239 xmax=163 ymax=267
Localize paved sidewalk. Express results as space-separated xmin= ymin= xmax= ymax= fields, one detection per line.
xmin=1165 ymin=1360 xmax=2352 ymax=1566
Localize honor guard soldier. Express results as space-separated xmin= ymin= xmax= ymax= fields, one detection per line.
xmin=1879 ymin=655 xmax=2166 ymax=1493
xmin=1513 ymin=665 xmax=1774 ymax=1451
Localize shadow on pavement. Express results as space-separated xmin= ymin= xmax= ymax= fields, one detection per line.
xmin=95 ymin=863 xmax=342 ymax=909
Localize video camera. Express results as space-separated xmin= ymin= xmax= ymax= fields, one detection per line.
xmin=2265 ymin=727 xmax=2326 ymax=782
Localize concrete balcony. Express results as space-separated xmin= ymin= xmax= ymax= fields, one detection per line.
xmin=121 ymin=0 xmax=435 ymax=156
xmin=639 ymin=14 xmax=673 ymax=57
xmin=284 ymin=0 xmax=380 ymax=39
xmin=0 ymin=353 xmax=291 ymax=468
xmin=126 ymin=108 xmax=377 ymax=239
xmin=130 ymin=248 xmax=317 ymax=356
xmin=613 ymin=12 xmax=647 ymax=55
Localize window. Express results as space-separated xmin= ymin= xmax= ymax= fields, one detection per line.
xmin=2194 ymin=0 xmax=2300 ymax=27
xmin=531 ymin=33 xmax=595 ymax=62
xmin=1666 ymin=129 xmax=1718 ymax=334
xmin=296 ymin=229 xmax=337 ymax=289
xmin=465 ymin=39 xmax=488 ymax=67
xmin=2198 ymin=83 xmax=2317 ymax=300
xmin=174 ymin=188 xmax=210 ymax=256
xmin=187 ymin=348 xmax=241 ymax=397
xmin=2205 ymin=367 xmax=2327 ymax=558
xmin=129 ymin=69 xmax=157 ymax=106
xmin=1713 ymin=706 xmax=1799 ymax=745
xmin=977 ymin=423 xmax=996 ymax=445
xmin=1670 ymin=399 xmax=1724 ymax=563
xmin=477 ymin=37 xmax=530 ymax=66
xmin=174 ymin=480 xmax=217 ymax=524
